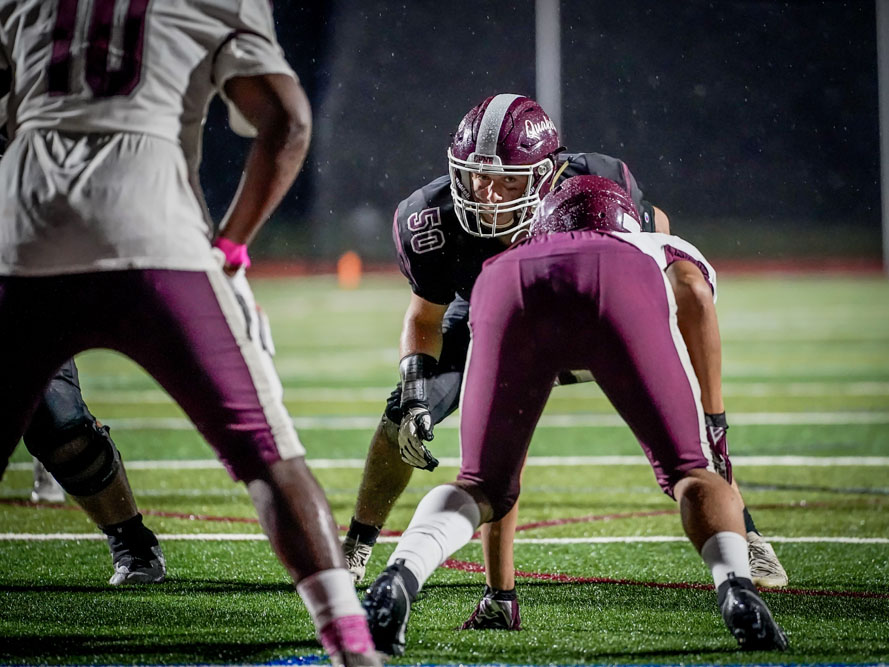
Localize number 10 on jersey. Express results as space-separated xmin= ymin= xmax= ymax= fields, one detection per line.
xmin=48 ymin=0 xmax=149 ymax=98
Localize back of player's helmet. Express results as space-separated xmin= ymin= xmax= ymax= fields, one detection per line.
xmin=529 ymin=175 xmax=642 ymax=236
xmin=448 ymin=93 xmax=561 ymax=238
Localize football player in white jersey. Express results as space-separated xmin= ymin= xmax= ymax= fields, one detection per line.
xmin=0 ymin=3 xmax=379 ymax=665
xmin=0 ymin=66 xmax=167 ymax=586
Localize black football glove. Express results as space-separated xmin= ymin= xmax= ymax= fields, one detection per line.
xmin=705 ymin=412 xmax=732 ymax=483
xmin=397 ymin=354 xmax=439 ymax=471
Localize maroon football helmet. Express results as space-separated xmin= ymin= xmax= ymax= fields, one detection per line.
xmin=529 ymin=175 xmax=642 ymax=237
xmin=448 ymin=94 xmax=561 ymax=238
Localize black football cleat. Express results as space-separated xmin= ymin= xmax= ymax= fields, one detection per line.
xmin=460 ymin=587 xmax=522 ymax=630
xmin=106 ymin=518 xmax=166 ymax=586
xmin=719 ymin=573 xmax=789 ymax=651
xmin=361 ymin=560 xmax=413 ymax=656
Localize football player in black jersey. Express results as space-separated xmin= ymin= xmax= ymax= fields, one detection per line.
xmin=0 ymin=77 xmax=164 ymax=587
xmin=343 ymin=94 xmax=787 ymax=628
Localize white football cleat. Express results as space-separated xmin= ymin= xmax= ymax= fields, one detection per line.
xmin=343 ymin=536 xmax=374 ymax=583
xmin=460 ymin=592 xmax=522 ymax=630
xmin=747 ymin=531 xmax=788 ymax=588
xmin=30 ymin=458 xmax=65 ymax=503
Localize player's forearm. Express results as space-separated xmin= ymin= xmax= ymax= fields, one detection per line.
xmin=678 ymin=313 xmax=724 ymax=414
xmin=399 ymin=320 xmax=443 ymax=360
xmin=217 ymin=74 xmax=311 ymax=245
xmin=218 ymin=119 xmax=310 ymax=245
xmin=399 ymin=295 xmax=448 ymax=360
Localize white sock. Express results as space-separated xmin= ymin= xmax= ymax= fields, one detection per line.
xmin=297 ymin=568 xmax=365 ymax=630
xmin=388 ymin=484 xmax=481 ymax=590
xmin=700 ymin=531 xmax=751 ymax=589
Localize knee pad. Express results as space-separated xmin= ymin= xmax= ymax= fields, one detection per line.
xmin=24 ymin=361 xmax=96 ymax=447
xmin=28 ymin=421 xmax=121 ymax=497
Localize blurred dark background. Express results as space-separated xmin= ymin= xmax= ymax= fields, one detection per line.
xmin=200 ymin=0 xmax=881 ymax=264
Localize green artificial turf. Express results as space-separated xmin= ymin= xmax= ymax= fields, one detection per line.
xmin=1 ymin=273 xmax=887 ymax=665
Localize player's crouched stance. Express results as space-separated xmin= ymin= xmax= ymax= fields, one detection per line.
xmin=362 ymin=176 xmax=788 ymax=655
xmin=21 ymin=360 xmax=165 ymax=585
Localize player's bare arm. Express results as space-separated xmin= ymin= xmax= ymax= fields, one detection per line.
xmin=217 ymin=74 xmax=311 ymax=249
xmin=653 ymin=205 xmax=671 ymax=233
xmin=399 ymin=293 xmax=449 ymax=359
xmin=666 ymin=259 xmax=724 ymax=415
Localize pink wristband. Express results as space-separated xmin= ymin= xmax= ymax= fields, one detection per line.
xmin=213 ymin=237 xmax=251 ymax=269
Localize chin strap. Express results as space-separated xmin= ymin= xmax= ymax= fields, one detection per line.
xmin=509 ymin=227 xmax=530 ymax=244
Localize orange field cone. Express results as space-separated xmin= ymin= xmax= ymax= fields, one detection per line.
xmin=337 ymin=250 xmax=362 ymax=289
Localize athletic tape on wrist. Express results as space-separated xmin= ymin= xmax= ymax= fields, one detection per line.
xmin=213 ymin=237 xmax=251 ymax=269
xmin=399 ymin=353 xmax=437 ymax=408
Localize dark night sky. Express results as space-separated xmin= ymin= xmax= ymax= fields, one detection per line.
xmin=200 ymin=1 xmax=881 ymax=261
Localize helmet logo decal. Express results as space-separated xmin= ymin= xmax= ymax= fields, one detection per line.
xmin=524 ymin=118 xmax=556 ymax=140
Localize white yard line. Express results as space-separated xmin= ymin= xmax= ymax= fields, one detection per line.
xmin=6 ymin=454 xmax=889 ymax=472
xmin=40 ymin=411 xmax=889 ymax=432
xmin=76 ymin=381 xmax=889 ymax=403
xmin=1 ymin=533 xmax=886 ymax=544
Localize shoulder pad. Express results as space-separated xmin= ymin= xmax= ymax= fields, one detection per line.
xmin=557 ymin=152 xmax=645 ymax=212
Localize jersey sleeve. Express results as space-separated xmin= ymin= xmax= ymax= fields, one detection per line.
xmin=657 ymin=233 xmax=718 ymax=302
xmin=392 ymin=195 xmax=457 ymax=306
xmin=210 ymin=3 xmax=298 ymax=137
xmin=212 ymin=32 xmax=296 ymax=86
xmin=610 ymin=231 xmax=717 ymax=302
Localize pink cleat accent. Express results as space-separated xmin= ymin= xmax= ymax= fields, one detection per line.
xmin=320 ymin=614 xmax=376 ymax=657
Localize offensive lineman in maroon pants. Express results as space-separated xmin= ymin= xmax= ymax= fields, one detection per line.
xmin=361 ymin=175 xmax=789 ymax=656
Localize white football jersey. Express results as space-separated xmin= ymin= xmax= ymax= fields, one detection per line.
xmin=0 ymin=0 xmax=297 ymax=275
xmin=613 ymin=231 xmax=718 ymax=302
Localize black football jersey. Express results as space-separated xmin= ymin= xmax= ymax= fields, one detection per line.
xmin=556 ymin=152 xmax=656 ymax=232
xmin=393 ymin=153 xmax=653 ymax=305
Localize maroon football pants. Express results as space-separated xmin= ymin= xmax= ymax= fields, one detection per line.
xmin=0 ymin=269 xmax=301 ymax=482
xmin=458 ymin=235 xmax=712 ymax=519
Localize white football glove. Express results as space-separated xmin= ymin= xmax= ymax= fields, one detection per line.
xmin=398 ymin=405 xmax=439 ymax=471
xmin=214 ymin=263 xmax=283 ymax=403
xmin=224 ymin=269 xmax=276 ymax=356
